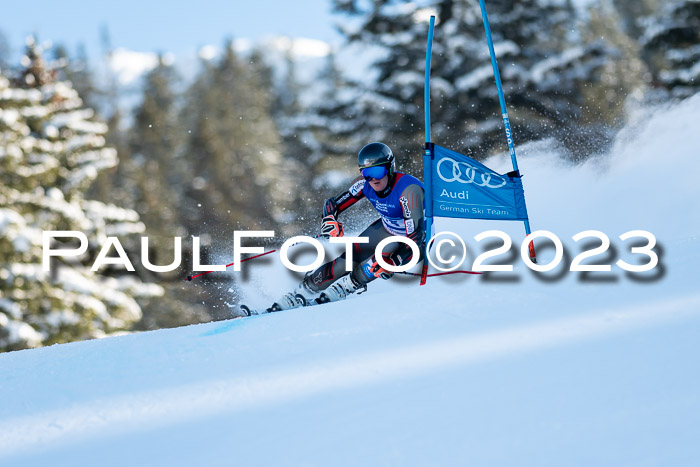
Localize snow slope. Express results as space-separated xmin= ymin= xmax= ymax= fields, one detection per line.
xmin=1 ymin=94 xmax=699 ymax=466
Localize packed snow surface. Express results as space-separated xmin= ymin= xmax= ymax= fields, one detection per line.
xmin=1 ymin=94 xmax=699 ymax=466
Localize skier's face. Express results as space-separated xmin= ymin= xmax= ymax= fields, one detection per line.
xmin=368 ymin=174 xmax=389 ymax=192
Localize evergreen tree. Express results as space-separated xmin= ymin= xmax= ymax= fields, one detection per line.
xmin=126 ymin=55 xmax=211 ymax=329
xmin=612 ymin=0 xmax=660 ymax=38
xmin=0 ymin=30 xmax=10 ymax=72
xmin=330 ymin=0 xmax=438 ymax=171
xmin=639 ymin=0 xmax=700 ymax=100
xmin=91 ymin=107 xmax=140 ymax=212
xmin=272 ymin=48 xmax=303 ymax=119
xmin=297 ymin=50 xmax=376 ymax=230
xmin=487 ymin=0 xmax=614 ymax=155
xmin=248 ymin=47 xmax=276 ymax=92
xmin=309 ymin=50 xmax=366 ymax=159
xmin=0 ymin=38 xmax=161 ymax=351
xmin=130 ymin=55 xmax=182 ymax=236
xmin=330 ymin=0 xmax=615 ymax=162
xmin=581 ymin=0 xmax=650 ymax=128
xmin=268 ymin=47 xmax=329 ymax=233
xmin=182 ymin=41 xmax=288 ymax=233
xmin=176 ymin=43 xmax=301 ymax=319
xmin=53 ymin=43 xmax=102 ymax=113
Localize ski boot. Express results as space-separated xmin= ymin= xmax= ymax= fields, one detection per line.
xmin=240 ymin=292 xmax=304 ymax=317
xmin=318 ymin=274 xmax=366 ymax=304
xmin=292 ymin=278 xmax=322 ymax=306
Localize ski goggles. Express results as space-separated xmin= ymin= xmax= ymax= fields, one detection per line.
xmin=361 ymin=165 xmax=388 ymax=181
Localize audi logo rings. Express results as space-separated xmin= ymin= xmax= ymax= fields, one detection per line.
xmin=436 ymin=157 xmax=506 ymax=188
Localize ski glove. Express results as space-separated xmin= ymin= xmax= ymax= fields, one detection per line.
xmin=363 ymin=253 xmax=396 ymax=280
xmin=321 ymin=214 xmax=344 ymax=238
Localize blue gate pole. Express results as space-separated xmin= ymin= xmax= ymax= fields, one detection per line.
xmin=478 ymin=0 xmax=536 ymax=261
xmin=420 ymin=15 xmax=436 ymax=285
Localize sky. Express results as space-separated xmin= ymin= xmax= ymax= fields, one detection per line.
xmin=0 ymin=0 xmax=342 ymax=61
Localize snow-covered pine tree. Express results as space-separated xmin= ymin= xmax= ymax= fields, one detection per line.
xmin=580 ymin=1 xmax=649 ymax=130
xmin=0 ymin=38 xmax=162 ymax=352
xmin=296 ymin=48 xmax=379 ymax=176
xmin=123 ymin=55 xmax=213 ymax=330
xmin=330 ymin=0 xmax=614 ymax=162
xmin=310 ymin=50 xmax=361 ymax=159
xmin=0 ymin=30 xmax=10 ymax=72
xmin=266 ymin=46 xmax=320 ymax=235
xmin=330 ymin=0 xmax=444 ymax=172
xmin=639 ymin=0 xmax=700 ymax=100
xmin=265 ymin=45 xmax=361 ymax=235
xmin=182 ymin=41 xmax=289 ymax=232
xmin=130 ymin=55 xmax=183 ymax=239
xmin=485 ymin=0 xmax=613 ymax=155
xmin=53 ymin=43 xmax=102 ymax=114
xmin=611 ymin=0 xmax=660 ymax=38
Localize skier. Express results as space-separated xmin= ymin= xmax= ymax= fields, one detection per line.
xmin=274 ymin=142 xmax=426 ymax=310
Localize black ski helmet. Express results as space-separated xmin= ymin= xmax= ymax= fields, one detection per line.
xmin=357 ymin=142 xmax=395 ymax=176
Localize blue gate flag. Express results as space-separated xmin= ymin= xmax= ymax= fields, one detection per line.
xmin=430 ymin=144 xmax=529 ymax=221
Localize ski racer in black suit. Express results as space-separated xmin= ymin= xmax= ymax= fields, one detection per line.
xmin=275 ymin=142 xmax=426 ymax=309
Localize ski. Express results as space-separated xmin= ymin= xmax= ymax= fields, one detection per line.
xmin=238 ymin=273 xmax=369 ymax=318
xmin=239 ymin=293 xmax=317 ymax=317
xmin=238 ymin=290 xmax=346 ymax=317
